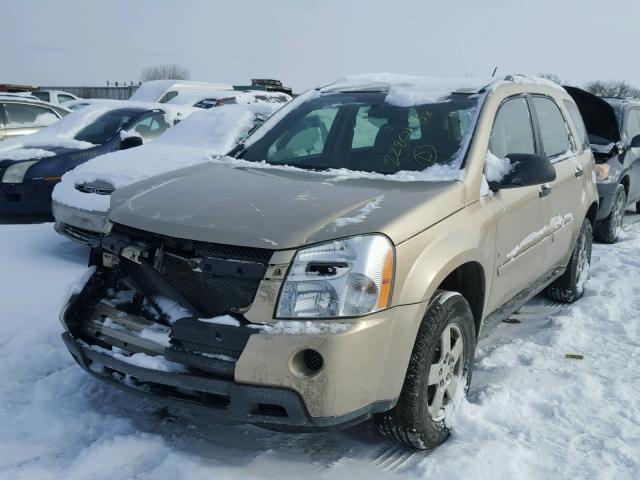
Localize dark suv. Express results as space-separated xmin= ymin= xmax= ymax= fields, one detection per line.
xmin=566 ymin=87 xmax=640 ymax=242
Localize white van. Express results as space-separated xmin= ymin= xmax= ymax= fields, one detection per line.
xmin=129 ymin=80 xmax=234 ymax=103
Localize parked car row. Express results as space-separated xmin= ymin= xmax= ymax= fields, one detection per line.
xmin=3 ymin=74 xmax=637 ymax=451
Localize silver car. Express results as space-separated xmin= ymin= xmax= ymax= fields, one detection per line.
xmin=0 ymin=95 xmax=69 ymax=141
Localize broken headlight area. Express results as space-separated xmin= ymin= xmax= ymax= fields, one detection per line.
xmin=63 ymin=223 xmax=275 ymax=379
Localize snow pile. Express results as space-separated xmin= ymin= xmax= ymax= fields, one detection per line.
xmin=0 ymin=148 xmax=56 ymax=161
xmin=1 ymin=220 xmax=640 ymax=478
xmin=329 ymin=73 xmax=491 ymax=106
xmin=334 ymin=195 xmax=385 ymax=229
xmin=198 ymin=315 xmax=241 ymax=327
xmin=484 ymin=150 xmax=513 ymax=182
xmin=52 ymin=105 xmax=270 ymax=212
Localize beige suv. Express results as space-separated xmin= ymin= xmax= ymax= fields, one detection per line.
xmin=60 ymin=74 xmax=598 ymax=450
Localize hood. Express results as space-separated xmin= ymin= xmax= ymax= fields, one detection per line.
xmin=564 ymin=86 xmax=620 ymax=144
xmin=0 ymin=145 xmax=79 ymax=165
xmin=109 ymin=162 xmax=465 ymax=249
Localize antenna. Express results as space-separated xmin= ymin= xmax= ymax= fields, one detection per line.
xmin=491 ymin=66 xmax=498 ymax=77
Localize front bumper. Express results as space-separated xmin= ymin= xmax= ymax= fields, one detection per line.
xmin=0 ymin=179 xmax=56 ymax=215
xmin=52 ymin=199 xmax=107 ymax=246
xmin=62 ymin=331 xmax=392 ymax=430
xmin=596 ymin=181 xmax=620 ymax=221
xmin=60 ymin=266 xmax=424 ymax=427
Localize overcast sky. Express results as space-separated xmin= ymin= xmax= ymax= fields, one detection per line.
xmin=2 ymin=0 xmax=639 ymax=92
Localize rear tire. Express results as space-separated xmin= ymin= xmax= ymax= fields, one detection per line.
xmin=594 ymin=184 xmax=626 ymax=243
xmin=375 ymin=290 xmax=476 ymax=449
xmin=545 ymin=219 xmax=592 ymax=303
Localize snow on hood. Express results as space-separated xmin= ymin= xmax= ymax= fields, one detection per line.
xmin=0 ymin=101 xmax=196 ymax=153
xmin=52 ymin=105 xmax=271 ymax=212
xmin=108 ymin=161 xmax=466 ymax=248
xmin=0 ymin=148 xmax=57 ymax=161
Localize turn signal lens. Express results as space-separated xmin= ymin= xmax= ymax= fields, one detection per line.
xmin=595 ymin=164 xmax=610 ymax=182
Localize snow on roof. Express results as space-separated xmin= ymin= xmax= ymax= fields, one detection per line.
xmin=52 ymin=104 xmax=276 ymax=212
xmin=0 ymin=94 xmax=55 ymax=105
xmin=129 ymin=80 xmax=234 ymax=102
xmin=0 ymin=100 xmax=197 ymax=152
xmin=324 ymin=73 xmax=493 ymax=106
xmin=167 ymin=89 xmax=292 ymax=106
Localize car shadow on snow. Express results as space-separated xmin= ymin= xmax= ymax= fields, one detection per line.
xmin=0 ymin=213 xmax=54 ymax=224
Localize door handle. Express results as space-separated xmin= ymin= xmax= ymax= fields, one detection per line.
xmin=539 ymin=184 xmax=552 ymax=198
xmin=575 ymin=167 xmax=584 ymax=177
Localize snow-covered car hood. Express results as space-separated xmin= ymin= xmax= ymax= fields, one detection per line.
xmin=109 ymin=161 xmax=466 ymax=249
xmin=52 ymin=105 xmax=274 ymax=213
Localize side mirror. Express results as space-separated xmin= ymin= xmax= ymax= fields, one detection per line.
xmin=631 ymin=135 xmax=640 ymax=148
xmin=488 ymin=153 xmax=556 ymax=191
xmin=120 ymin=135 xmax=143 ymax=150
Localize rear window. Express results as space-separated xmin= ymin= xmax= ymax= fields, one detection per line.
xmin=241 ymin=91 xmax=480 ymax=174
xmin=73 ymin=109 xmax=143 ymax=144
xmin=32 ymin=91 xmax=50 ymax=102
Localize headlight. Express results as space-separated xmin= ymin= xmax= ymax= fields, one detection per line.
xmin=2 ymin=161 xmax=38 ymax=183
xmin=595 ymin=164 xmax=610 ymax=182
xmin=276 ymin=235 xmax=394 ymax=318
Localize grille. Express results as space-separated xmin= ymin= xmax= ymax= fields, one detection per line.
xmin=111 ymin=223 xmax=273 ymax=317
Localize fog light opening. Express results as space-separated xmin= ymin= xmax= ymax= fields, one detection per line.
xmin=291 ymin=349 xmax=324 ymax=377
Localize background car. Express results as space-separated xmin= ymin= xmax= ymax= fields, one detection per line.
xmin=0 ymin=95 xmax=70 ymax=141
xmin=52 ymin=102 xmax=280 ymax=245
xmin=128 ymin=80 xmax=234 ymax=103
xmin=168 ymin=89 xmax=292 ymax=109
xmin=0 ymin=101 xmax=195 ymax=215
xmin=32 ymin=89 xmax=79 ymax=106
xmin=565 ymin=87 xmax=640 ymax=243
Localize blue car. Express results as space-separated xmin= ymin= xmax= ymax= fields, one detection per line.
xmin=0 ymin=102 xmax=192 ymax=215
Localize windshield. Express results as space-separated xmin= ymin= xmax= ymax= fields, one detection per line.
xmin=73 ymin=108 xmax=143 ymax=144
xmin=240 ymin=91 xmax=480 ymax=174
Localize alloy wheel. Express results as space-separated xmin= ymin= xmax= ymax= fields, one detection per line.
xmin=427 ymin=324 xmax=465 ymax=421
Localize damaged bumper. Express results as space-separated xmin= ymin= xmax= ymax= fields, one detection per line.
xmin=60 ymin=237 xmax=418 ymax=428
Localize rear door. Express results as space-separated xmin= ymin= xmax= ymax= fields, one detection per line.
xmin=488 ymin=95 xmax=552 ymax=308
xmin=529 ymin=95 xmax=581 ymax=270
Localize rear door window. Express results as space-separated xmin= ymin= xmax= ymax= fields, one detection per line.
xmin=532 ymin=96 xmax=574 ymax=159
xmin=489 ymin=97 xmax=535 ymax=159
xmin=3 ymin=103 xmax=59 ymax=127
xmin=128 ymin=112 xmax=170 ymax=142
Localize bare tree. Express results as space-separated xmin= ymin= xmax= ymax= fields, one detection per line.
xmin=585 ymin=80 xmax=640 ymax=98
xmin=141 ymin=64 xmax=191 ymax=82
xmin=538 ymin=73 xmax=563 ymax=85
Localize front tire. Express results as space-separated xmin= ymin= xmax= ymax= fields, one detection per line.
xmin=545 ymin=219 xmax=592 ymax=303
xmin=595 ymin=184 xmax=626 ymax=243
xmin=375 ymin=291 xmax=476 ymax=449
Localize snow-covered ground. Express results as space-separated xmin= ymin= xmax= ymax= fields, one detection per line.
xmin=0 ymin=217 xmax=639 ymax=479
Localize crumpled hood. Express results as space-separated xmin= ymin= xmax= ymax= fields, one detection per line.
xmin=109 ymin=162 xmax=465 ymax=249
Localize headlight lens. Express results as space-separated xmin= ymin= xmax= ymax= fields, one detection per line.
xmin=2 ymin=161 xmax=38 ymax=183
xmin=276 ymin=235 xmax=394 ymax=318
xmin=595 ymin=164 xmax=610 ymax=182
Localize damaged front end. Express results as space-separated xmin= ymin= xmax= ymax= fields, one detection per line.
xmin=60 ymin=222 xmax=324 ymax=427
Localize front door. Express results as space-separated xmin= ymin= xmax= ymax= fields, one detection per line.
xmin=622 ymin=108 xmax=640 ymax=204
xmin=487 ymin=96 xmax=552 ymax=311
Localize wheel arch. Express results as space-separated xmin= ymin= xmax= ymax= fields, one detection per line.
xmin=429 ymin=260 xmax=486 ymax=338
xmin=585 ymin=201 xmax=598 ymax=228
